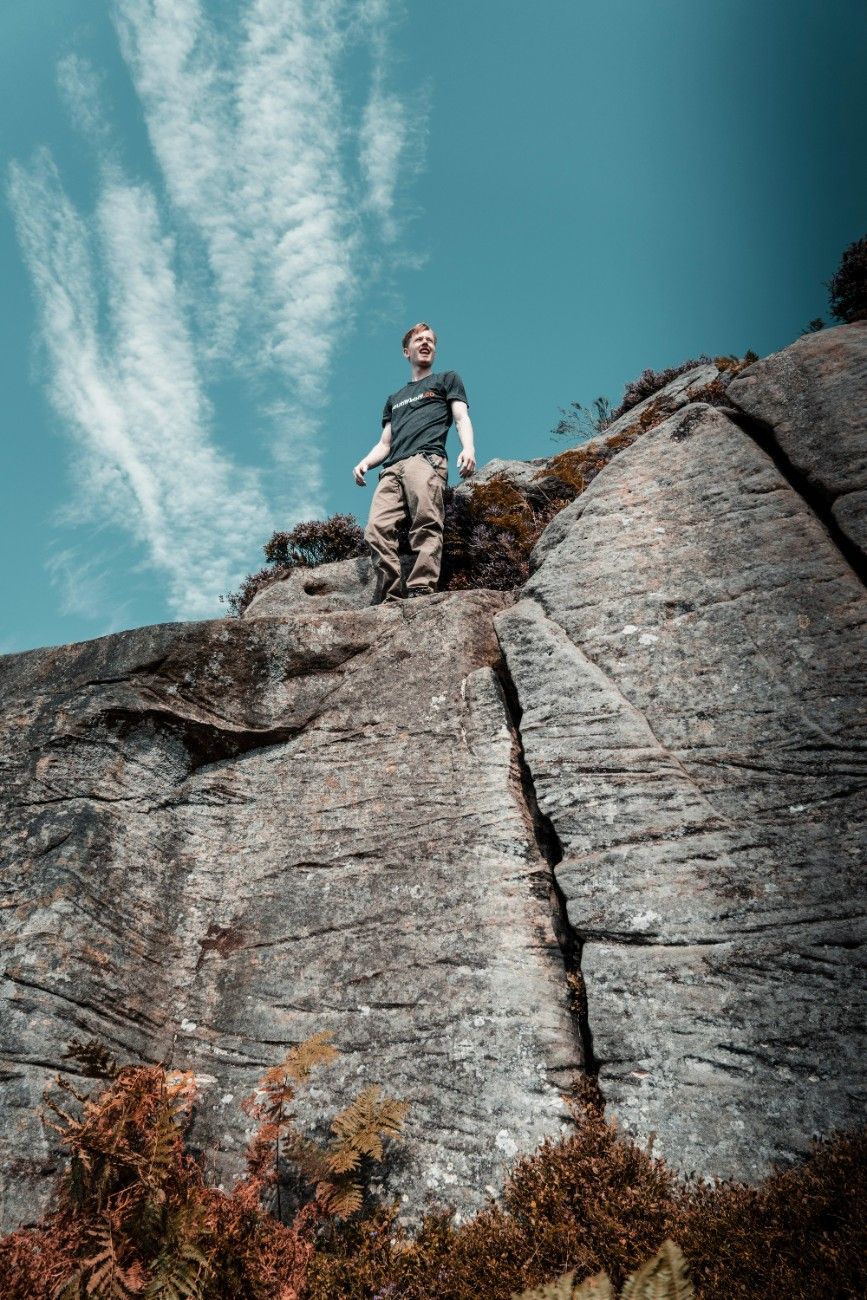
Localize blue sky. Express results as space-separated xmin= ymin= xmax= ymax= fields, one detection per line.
xmin=2 ymin=0 xmax=865 ymax=653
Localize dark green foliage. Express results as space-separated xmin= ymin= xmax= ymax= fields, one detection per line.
xmin=224 ymin=514 xmax=366 ymax=616
xmin=828 ymin=234 xmax=867 ymax=323
xmin=551 ymin=397 xmax=613 ymax=443
xmin=263 ymin=515 xmax=366 ymax=568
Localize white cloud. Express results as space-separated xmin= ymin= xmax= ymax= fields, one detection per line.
xmin=56 ymin=53 xmax=112 ymax=148
xmin=10 ymin=1 xmax=428 ymax=626
xmin=8 ymin=151 xmax=273 ymax=618
xmin=112 ymin=0 xmax=355 ymax=402
xmin=359 ymin=86 xmax=409 ymax=240
xmin=45 ymin=548 xmax=117 ymax=622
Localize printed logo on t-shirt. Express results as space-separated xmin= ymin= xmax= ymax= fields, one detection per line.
xmin=391 ymin=388 xmax=440 ymax=412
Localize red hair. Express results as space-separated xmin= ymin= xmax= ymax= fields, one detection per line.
xmin=402 ymin=322 xmax=437 ymax=350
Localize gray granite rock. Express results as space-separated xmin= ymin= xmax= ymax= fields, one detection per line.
xmin=727 ymin=322 xmax=867 ymax=559
xmin=462 ymin=365 xmax=721 ymax=503
xmin=0 ymin=593 xmax=580 ymax=1230
xmin=496 ymin=403 xmax=867 ymax=1182
xmin=244 ymin=554 xmax=378 ymax=617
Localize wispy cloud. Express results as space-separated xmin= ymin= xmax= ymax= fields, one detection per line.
xmin=56 ymin=53 xmax=113 ymax=149
xmin=112 ymin=0 xmax=426 ymax=395
xmin=8 ymin=151 xmax=272 ymax=618
xmin=10 ymin=1 xmax=427 ymax=624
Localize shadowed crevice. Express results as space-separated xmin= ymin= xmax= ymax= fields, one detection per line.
xmin=724 ymin=403 xmax=867 ymax=587
xmin=491 ymin=655 xmax=601 ymax=1088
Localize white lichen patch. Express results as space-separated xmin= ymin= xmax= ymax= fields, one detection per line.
xmin=495 ymin=1129 xmax=518 ymax=1158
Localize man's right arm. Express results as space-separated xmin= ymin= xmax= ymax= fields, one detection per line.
xmin=353 ymin=422 xmax=392 ymax=485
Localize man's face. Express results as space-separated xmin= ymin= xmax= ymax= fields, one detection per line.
xmin=405 ymin=329 xmax=436 ymax=368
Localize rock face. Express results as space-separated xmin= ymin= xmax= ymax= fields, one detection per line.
xmin=0 ymin=594 xmax=580 ymax=1230
xmin=496 ymin=402 xmax=867 ymax=1180
xmin=461 ymin=363 xmax=724 ymax=502
xmin=244 ymin=554 xmax=378 ymax=617
xmin=1 ymin=328 xmax=864 ymax=1229
xmin=727 ymin=322 xmax=867 ymax=561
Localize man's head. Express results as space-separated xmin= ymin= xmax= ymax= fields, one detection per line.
xmin=402 ymin=322 xmax=437 ymax=369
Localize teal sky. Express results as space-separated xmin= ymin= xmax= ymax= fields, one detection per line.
xmin=2 ymin=0 xmax=865 ymax=653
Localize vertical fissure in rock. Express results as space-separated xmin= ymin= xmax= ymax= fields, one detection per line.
xmin=723 ymin=403 xmax=867 ymax=587
xmin=493 ymin=657 xmax=601 ymax=1086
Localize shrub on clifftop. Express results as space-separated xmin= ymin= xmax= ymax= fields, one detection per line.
xmin=828 ymin=234 xmax=867 ymax=323
xmin=224 ymin=514 xmax=366 ymax=616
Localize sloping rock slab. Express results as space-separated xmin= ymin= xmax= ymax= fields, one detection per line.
xmin=461 ymin=365 xmax=721 ymax=503
xmin=0 ymin=594 xmax=580 ymax=1230
xmin=727 ymin=322 xmax=867 ymax=559
xmin=496 ymin=403 xmax=867 ymax=1182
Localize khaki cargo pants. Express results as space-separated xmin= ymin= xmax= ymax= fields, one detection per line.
xmin=364 ymin=452 xmax=448 ymax=600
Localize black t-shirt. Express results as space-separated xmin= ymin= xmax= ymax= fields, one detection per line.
xmin=381 ymin=370 xmax=468 ymax=467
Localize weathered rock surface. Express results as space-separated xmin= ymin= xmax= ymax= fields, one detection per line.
xmin=0 ymin=593 xmax=581 ymax=1230
xmin=461 ymin=363 xmax=723 ymax=502
xmin=496 ymin=402 xmax=867 ymax=1180
xmin=2 ymin=334 xmax=865 ymax=1232
xmin=727 ymin=322 xmax=867 ymax=560
xmin=244 ymin=554 xmax=378 ymax=618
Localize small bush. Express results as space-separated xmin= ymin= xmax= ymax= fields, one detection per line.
xmin=609 ymin=357 xmax=712 ymax=421
xmin=224 ymin=514 xmax=366 ymax=616
xmin=551 ymin=397 xmax=614 ymax=443
xmin=828 ymin=234 xmax=867 ymax=323
xmin=263 ymin=516 xmax=366 ymax=568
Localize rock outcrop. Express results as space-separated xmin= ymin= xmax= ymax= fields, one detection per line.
xmin=727 ymin=322 xmax=867 ymax=562
xmin=497 ymin=401 xmax=866 ymax=1180
xmin=1 ymin=326 xmax=864 ymax=1229
xmin=0 ymin=596 xmax=580 ymax=1230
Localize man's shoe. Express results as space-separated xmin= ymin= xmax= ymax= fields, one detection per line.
xmin=406 ymin=587 xmax=435 ymax=599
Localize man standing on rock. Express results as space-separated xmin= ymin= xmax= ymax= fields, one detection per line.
xmin=353 ymin=322 xmax=476 ymax=600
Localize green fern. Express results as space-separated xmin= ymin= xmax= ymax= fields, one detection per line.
xmin=65 ymin=1038 xmax=122 ymax=1080
xmin=76 ymin=1219 xmax=140 ymax=1298
xmin=621 ymin=1241 xmax=692 ymax=1300
xmin=512 ymin=1242 xmax=692 ymax=1300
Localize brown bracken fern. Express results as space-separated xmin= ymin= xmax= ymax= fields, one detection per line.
xmin=0 ymin=1033 xmax=406 ymax=1300
xmin=513 ymin=1240 xmax=693 ymax=1300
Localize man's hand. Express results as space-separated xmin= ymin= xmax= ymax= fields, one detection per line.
xmin=353 ymin=462 xmax=368 ymax=486
xmin=456 ymin=447 xmax=476 ymax=479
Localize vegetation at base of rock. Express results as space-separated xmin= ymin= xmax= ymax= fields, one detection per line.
xmin=305 ymin=1109 xmax=866 ymax=1300
xmin=1 ymin=1049 xmax=863 ymax=1299
xmin=513 ymin=1238 xmax=693 ymax=1299
xmin=827 ymin=233 xmax=867 ymax=323
xmin=223 ymin=514 xmax=366 ymax=616
xmin=0 ymin=1035 xmax=406 ymax=1300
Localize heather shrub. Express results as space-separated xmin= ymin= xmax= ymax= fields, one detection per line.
xmin=263 ymin=516 xmax=366 ymax=568
xmin=828 ymin=234 xmax=867 ymax=323
xmin=305 ymin=1105 xmax=867 ymax=1300
xmin=608 ymin=357 xmax=712 ymax=421
xmin=441 ymin=479 xmax=575 ymax=591
xmin=224 ymin=514 xmax=366 ymax=616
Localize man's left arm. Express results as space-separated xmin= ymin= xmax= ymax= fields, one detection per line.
xmin=451 ymin=400 xmax=476 ymax=479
